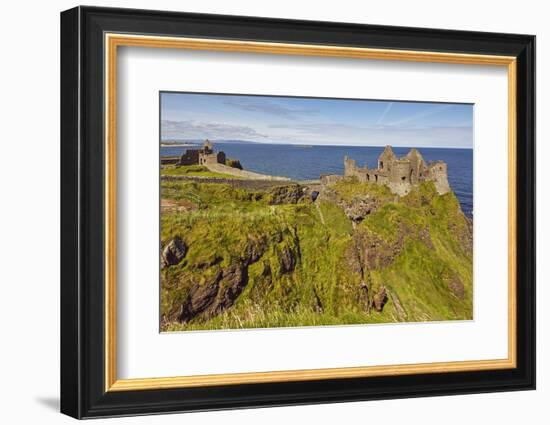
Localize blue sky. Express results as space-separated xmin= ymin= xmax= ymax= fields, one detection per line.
xmin=160 ymin=92 xmax=473 ymax=148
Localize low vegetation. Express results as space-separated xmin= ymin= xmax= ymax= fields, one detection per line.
xmin=225 ymin=158 xmax=243 ymax=169
xmin=160 ymin=178 xmax=473 ymax=331
xmin=161 ymin=164 xmax=239 ymax=179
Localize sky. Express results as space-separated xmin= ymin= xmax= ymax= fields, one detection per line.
xmin=160 ymin=92 xmax=473 ymax=149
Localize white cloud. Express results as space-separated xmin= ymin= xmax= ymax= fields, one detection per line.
xmin=161 ymin=120 xmax=268 ymax=140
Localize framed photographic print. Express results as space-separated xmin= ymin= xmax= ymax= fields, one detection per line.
xmin=60 ymin=6 xmax=535 ymax=419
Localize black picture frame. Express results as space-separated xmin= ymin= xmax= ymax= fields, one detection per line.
xmin=61 ymin=5 xmax=535 ymax=419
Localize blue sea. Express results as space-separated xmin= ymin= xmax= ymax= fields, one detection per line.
xmin=161 ymin=143 xmax=473 ymax=217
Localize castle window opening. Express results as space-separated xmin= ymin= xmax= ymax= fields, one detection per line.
xmin=401 ymin=176 xmax=406 ymax=182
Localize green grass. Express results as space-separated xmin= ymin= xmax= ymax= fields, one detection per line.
xmin=330 ymin=177 xmax=394 ymax=202
xmin=161 ymin=164 xmax=240 ymax=179
xmin=161 ymin=179 xmax=473 ymax=331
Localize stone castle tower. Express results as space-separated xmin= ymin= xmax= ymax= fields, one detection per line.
xmin=342 ymin=145 xmax=450 ymax=196
xmin=178 ymin=139 xmax=226 ymax=166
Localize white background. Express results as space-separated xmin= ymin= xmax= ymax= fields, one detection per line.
xmin=118 ymin=47 xmax=508 ymax=379
xmin=0 ymin=0 xmax=546 ymax=424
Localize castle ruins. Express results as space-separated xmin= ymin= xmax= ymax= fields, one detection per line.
xmin=178 ymin=140 xmax=226 ymax=166
xmin=321 ymin=145 xmax=450 ymax=196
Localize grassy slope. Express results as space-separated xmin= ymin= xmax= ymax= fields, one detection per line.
xmin=363 ymin=184 xmax=473 ymax=323
xmin=161 ymin=164 xmax=240 ymax=179
xmin=161 ymin=179 xmax=472 ymax=331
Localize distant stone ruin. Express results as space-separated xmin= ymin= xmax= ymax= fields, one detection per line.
xmin=178 ymin=140 xmax=226 ymax=166
xmin=321 ymin=145 xmax=450 ymax=196
xmin=165 ymin=139 xmax=289 ymax=181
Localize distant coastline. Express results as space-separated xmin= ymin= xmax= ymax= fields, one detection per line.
xmin=161 ymin=143 xmax=197 ymax=147
xmin=161 ymin=139 xmax=473 ymax=149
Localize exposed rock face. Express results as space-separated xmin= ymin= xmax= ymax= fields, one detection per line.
xmin=355 ymin=229 xmax=405 ymax=270
xmin=449 ymin=217 xmax=473 ymax=255
xmin=372 ymin=286 xmax=388 ymax=312
xmin=352 ymin=221 xmax=436 ymax=271
xmin=268 ymin=184 xmax=304 ymax=205
xmin=178 ymin=264 xmax=248 ymax=323
xmin=347 ymin=232 xmax=392 ymax=314
xmin=161 ymin=237 xmax=187 ymax=268
xmin=387 ymin=290 xmax=407 ymax=321
xmin=165 ymin=228 xmax=303 ymax=325
xmin=161 ymin=175 xmax=473 ymax=330
xmin=447 ymin=275 xmax=465 ymax=299
xmin=343 ymin=196 xmax=379 ymax=223
xmin=279 ymin=246 xmax=297 ymax=274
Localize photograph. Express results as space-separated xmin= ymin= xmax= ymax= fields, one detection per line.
xmin=159 ymin=92 xmax=474 ymax=331
xmin=57 ymin=4 xmax=536 ymax=420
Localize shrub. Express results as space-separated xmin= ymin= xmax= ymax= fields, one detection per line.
xmin=226 ymin=158 xmax=243 ymax=169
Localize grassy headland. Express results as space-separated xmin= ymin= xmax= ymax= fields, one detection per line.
xmin=160 ymin=176 xmax=473 ymax=331
xmin=161 ymin=164 xmax=241 ymax=179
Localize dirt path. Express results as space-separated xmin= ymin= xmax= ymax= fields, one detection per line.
xmin=314 ymin=202 xmax=326 ymax=225
xmin=206 ymin=163 xmax=290 ymax=181
xmin=161 ymin=198 xmax=197 ymax=213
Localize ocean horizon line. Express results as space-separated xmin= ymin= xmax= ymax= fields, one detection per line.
xmin=161 ymin=139 xmax=473 ymax=150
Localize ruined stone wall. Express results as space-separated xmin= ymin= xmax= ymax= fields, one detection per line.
xmin=427 ymin=161 xmax=450 ymax=194
xmin=344 ymin=156 xmax=369 ymax=182
xmin=199 ymin=152 xmax=225 ymax=165
xmin=337 ymin=148 xmax=449 ymax=197
xmin=406 ymin=154 xmax=424 ymax=184
xmin=344 ymin=156 xmax=357 ymax=177
xmin=375 ymin=172 xmax=388 ymax=184
xmin=179 ymin=149 xmax=199 ymax=165
xmin=355 ymin=170 xmax=369 ymax=183
xmin=387 ymin=181 xmax=412 ymax=196
xmin=378 ymin=147 xmax=397 ymax=172
xmin=320 ymin=174 xmax=344 ymax=185
xmin=388 ymin=160 xmax=412 ymax=184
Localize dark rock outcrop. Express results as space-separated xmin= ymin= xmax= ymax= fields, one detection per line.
xmin=170 ymin=229 xmax=302 ymax=324
xmin=279 ymin=246 xmax=297 ymax=274
xmin=372 ymin=286 xmax=388 ymax=312
xmin=342 ymin=196 xmax=379 ymax=223
xmin=268 ymin=184 xmax=304 ymax=205
xmin=359 ymin=230 xmax=405 ymax=270
xmin=178 ymin=264 xmax=248 ymax=323
xmin=161 ymin=237 xmax=187 ymax=268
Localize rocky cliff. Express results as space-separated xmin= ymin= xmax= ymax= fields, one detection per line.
xmin=160 ymin=177 xmax=472 ymax=331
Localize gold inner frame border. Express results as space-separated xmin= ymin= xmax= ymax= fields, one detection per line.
xmin=104 ymin=33 xmax=517 ymax=392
